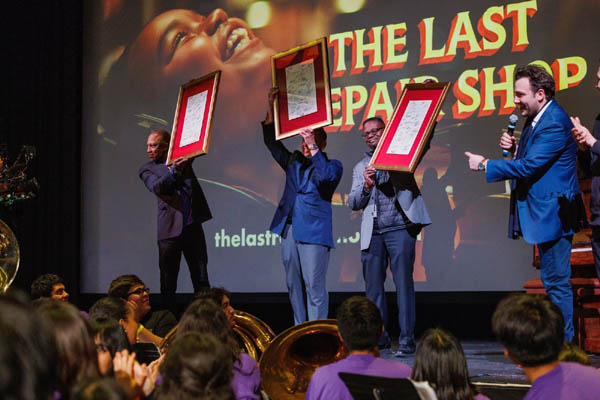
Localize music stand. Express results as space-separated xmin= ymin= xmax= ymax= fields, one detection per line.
xmin=339 ymin=372 xmax=436 ymax=400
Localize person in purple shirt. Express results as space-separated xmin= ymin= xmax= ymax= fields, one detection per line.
xmin=305 ymin=296 xmax=411 ymax=400
xmin=412 ymin=328 xmax=489 ymax=400
xmin=493 ymin=293 xmax=600 ymax=400
xmin=177 ymin=298 xmax=260 ymax=399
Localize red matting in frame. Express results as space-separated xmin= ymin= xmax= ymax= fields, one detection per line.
xmin=371 ymin=82 xmax=451 ymax=173
xmin=166 ymin=71 xmax=221 ymax=165
xmin=271 ymin=37 xmax=332 ymax=140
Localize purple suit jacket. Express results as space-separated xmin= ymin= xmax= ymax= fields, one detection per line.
xmin=139 ymin=160 xmax=211 ymax=240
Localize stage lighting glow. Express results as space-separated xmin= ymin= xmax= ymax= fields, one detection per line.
xmin=246 ymin=1 xmax=272 ymax=29
xmin=335 ymin=0 xmax=366 ymax=14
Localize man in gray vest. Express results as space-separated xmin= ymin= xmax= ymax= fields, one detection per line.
xmin=349 ymin=116 xmax=431 ymax=356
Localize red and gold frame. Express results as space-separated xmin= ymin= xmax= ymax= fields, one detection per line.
xmin=370 ymin=82 xmax=451 ymax=173
xmin=271 ymin=37 xmax=332 ymax=140
xmin=166 ymin=70 xmax=221 ymax=165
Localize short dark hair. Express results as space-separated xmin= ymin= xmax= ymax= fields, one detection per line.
xmin=150 ymin=129 xmax=171 ymax=145
xmin=336 ymin=296 xmax=382 ymax=351
xmin=0 ymin=291 xmax=58 ymax=400
xmin=31 ymin=273 xmax=64 ymax=299
xmin=155 ymin=332 xmax=235 ymax=400
xmin=412 ymin=328 xmax=477 ymax=400
xmin=515 ymin=64 xmax=555 ymax=100
xmin=107 ymin=274 xmax=145 ymax=300
xmin=492 ymin=294 xmax=564 ymax=367
xmin=72 ymin=376 xmax=130 ymax=400
xmin=178 ymin=299 xmax=239 ymax=361
xmin=89 ymin=297 xmax=130 ymax=322
xmin=192 ymin=287 xmax=231 ymax=307
xmin=89 ymin=318 xmax=131 ymax=357
xmin=362 ymin=116 xmax=385 ymax=129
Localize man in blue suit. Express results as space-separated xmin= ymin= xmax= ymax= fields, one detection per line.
xmin=139 ymin=129 xmax=212 ymax=312
xmin=263 ymin=88 xmax=343 ymax=324
xmin=465 ymin=65 xmax=583 ymax=341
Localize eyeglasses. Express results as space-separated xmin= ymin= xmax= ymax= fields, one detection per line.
xmin=361 ymin=127 xmax=384 ymax=137
xmin=127 ymin=287 xmax=150 ymax=296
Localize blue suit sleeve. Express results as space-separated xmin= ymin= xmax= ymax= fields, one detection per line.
xmin=486 ymin=123 xmax=570 ymax=183
xmin=262 ymin=122 xmax=292 ymax=170
xmin=139 ymin=165 xmax=179 ymax=196
xmin=310 ymin=151 xmax=343 ymax=188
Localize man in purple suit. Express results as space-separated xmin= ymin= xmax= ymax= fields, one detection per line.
xmin=139 ymin=129 xmax=212 ymax=312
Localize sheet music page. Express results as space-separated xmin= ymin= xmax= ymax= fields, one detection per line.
xmin=285 ymin=59 xmax=318 ymax=120
xmin=386 ymin=100 xmax=431 ymax=155
xmin=179 ymin=90 xmax=208 ymax=147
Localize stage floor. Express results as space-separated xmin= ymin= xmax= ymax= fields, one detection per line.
xmin=380 ymin=341 xmax=600 ymax=385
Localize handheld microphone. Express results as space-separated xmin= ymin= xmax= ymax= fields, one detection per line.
xmin=502 ymin=114 xmax=519 ymax=157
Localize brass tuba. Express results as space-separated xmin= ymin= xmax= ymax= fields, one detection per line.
xmin=0 ymin=220 xmax=20 ymax=293
xmin=259 ymin=319 xmax=348 ymax=400
xmin=159 ymin=310 xmax=275 ymax=361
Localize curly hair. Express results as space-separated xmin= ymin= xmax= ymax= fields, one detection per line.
xmin=31 ymin=273 xmax=64 ymax=299
xmin=107 ymin=275 xmax=145 ymax=300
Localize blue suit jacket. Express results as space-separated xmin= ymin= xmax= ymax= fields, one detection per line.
xmin=486 ymin=101 xmax=580 ymax=244
xmin=263 ymin=123 xmax=343 ymax=248
xmin=139 ymin=160 xmax=212 ymax=240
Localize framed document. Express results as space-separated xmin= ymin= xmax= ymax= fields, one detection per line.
xmin=166 ymin=70 xmax=221 ymax=165
xmin=271 ymin=37 xmax=332 ymax=140
xmin=370 ymin=82 xmax=451 ymax=173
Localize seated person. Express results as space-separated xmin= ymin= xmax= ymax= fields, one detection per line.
xmin=492 ymin=294 xmax=600 ymax=400
xmin=0 ymin=290 xmax=58 ymax=400
xmin=305 ymin=296 xmax=411 ymax=400
xmin=36 ymin=299 xmax=100 ymax=398
xmin=193 ymin=287 xmax=236 ymax=326
xmin=31 ymin=273 xmax=69 ymax=302
xmin=72 ymin=376 xmax=130 ymax=400
xmin=177 ymin=299 xmax=260 ymax=400
xmin=153 ymin=332 xmax=235 ymax=400
xmin=89 ymin=296 xmax=159 ymax=346
xmin=108 ymin=274 xmax=177 ymax=337
xmin=412 ymin=328 xmax=489 ymax=400
xmin=89 ymin=318 xmax=132 ymax=376
xmin=558 ymin=342 xmax=591 ymax=366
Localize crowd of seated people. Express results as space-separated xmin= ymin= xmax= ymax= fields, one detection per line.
xmin=1 ymin=272 xmax=600 ymax=400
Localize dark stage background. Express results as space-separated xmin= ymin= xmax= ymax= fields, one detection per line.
xmin=2 ymin=1 xmax=600 ymax=339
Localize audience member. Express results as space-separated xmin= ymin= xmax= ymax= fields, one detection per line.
xmin=193 ymin=287 xmax=236 ymax=326
xmin=305 ymin=296 xmax=412 ymax=400
xmin=31 ymin=273 xmax=69 ymax=302
xmin=72 ymin=376 xmax=130 ymax=400
xmin=89 ymin=318 xmax=132 ymax=376
xmin=36 ymin=299 xmax=99 ymax=398
xmin=0 ymin=291 xmax=58 ymax=400
xmin=153 ymin=332 xmax=235 ymax=400
xmin=178 ymin=299 xmax=261 ymax=400
xmin=108 ymin=274 xmax=177 ymax=337
xmin=493 ymin=293 xmax=600 ymax=400
xmin=89 ymin=296 xmax=140 ymax=345
xmin=412 ymin=328 xmax=489 ymax=400
xmin=557 ymin=342 xmax=591 ymax=366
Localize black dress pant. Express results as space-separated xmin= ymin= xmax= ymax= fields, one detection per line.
xmin=157 ymin=223 xmax=209 ymax=312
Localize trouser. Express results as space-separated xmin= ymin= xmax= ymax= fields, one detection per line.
xmin=158 ymin=223 xmax=209 ymax=312
xmin=361 ymin=228 xmax=417 ymax=346
xmin=538 ymin=235 xmax=573 ymax=342
xmin=281 ymin=224 xmax=330 ymax=325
